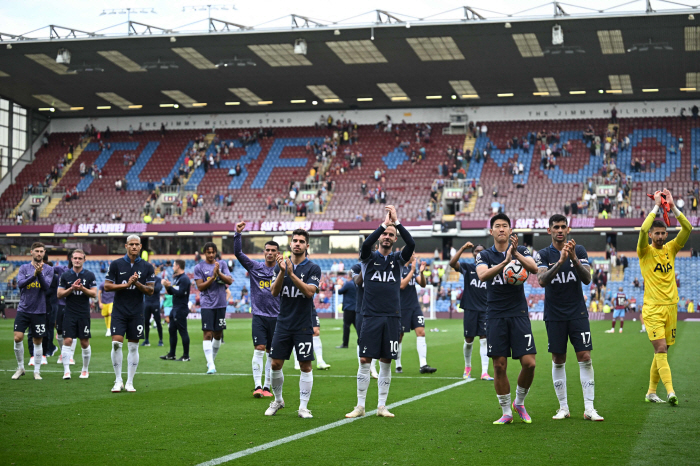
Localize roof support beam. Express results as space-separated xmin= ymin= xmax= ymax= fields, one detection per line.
xmin=291 ymin=14 xmax=325 ymax=28
xmin=49 ymin=25 xmax=100 ymax=39
xmin=128 ymin=21 xmax=173 ymax=35
xmin=376 ymin=10 xmax=404 ymax=24
xmin=463 ymin=6 xmax=486 ymax=20
xmin=209 ymin=18 xmax=250 ymax=32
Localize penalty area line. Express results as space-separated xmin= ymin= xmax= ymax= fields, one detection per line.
xmin=195 ymin=378 xmax=471 ymax=466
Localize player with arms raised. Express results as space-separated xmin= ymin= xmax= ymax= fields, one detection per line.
xmin=265 ymin=229 xmax=321 ymax=419
xmin=194 ymin=242 xmax=233 ymax=374
xmin=537 ymin=215 xmax=603 ymax=421
xmin=346 ymin=205 xmax=415 ymax=418
xmin=638 ymin=189 xmax=692 ymax=405
xmin=234 ymin=221 xmax=279 ymax=398
xmin=449 ymin=241 xmax=492 ymax=381
xmin=475 ymin=214 xmax=539 ymax=424
xmin=104 ymin=235 xmax=155 ymax=393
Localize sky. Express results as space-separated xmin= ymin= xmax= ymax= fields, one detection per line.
xmin=0 ymin=0 xmax=691 ymax=37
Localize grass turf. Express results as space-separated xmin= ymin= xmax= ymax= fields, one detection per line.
xmin=0 ymin=317 xmax=698 ymax=466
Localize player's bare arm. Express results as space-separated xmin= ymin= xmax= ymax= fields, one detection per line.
xmin=449 ymin=242 xmax=473 ymax=272
xmin=285 ymin=258 xmax=317 ymax=298
xmin=134 ymin=280 xmax=154 ymax=296
xmin=567 ymin=239 xmax=592 ymax=285
xmin=476 ymin=243 xmax=513 ymax=282
xmin=400 ymin=260 xmax=415 ymax=290
xmin=416 ymin=261 xmax=427 ymax=287
xmin=537 ymin=243 xmax=569 ymax=287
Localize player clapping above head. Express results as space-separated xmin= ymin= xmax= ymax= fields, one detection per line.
xmin=57 ymin=249 xmax=97 ymax=380
xmin=536 ymin=215 xmax=603 ymax=421
xmin=475 ymin=214 xmax=539 ymax=425
xmin=449 ymin=241 xmax=492 ymax=381
xmin=346 ymin=205 xmax=415 ymax=419
xmin=234 ymin=221 xmax=279 ymax=398
xmin=194 ymin=242 xmax=233 ymax=374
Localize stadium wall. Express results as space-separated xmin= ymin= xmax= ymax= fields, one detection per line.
xmin=47 ymin=99 xmax=698 ymax=132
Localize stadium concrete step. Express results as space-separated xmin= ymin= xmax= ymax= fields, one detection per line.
xmin=462 ymin=133 xmax=475 ymax=154
xmin=40 ymin=197 xmax=62 ymax=218
xmin=610 ymin=265 xmax=624 ymax=282
xmin=463 ymin=191 xmax=478 ymax=213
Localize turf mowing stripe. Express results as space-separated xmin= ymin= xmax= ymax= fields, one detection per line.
xmin=1 ymin=369 xmax=467 ymax=380
xmin=195 ymin=378 xmax=471 ymax=466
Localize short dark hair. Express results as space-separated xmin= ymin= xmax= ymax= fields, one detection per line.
xmin=202 ymin=242 xmax=217 ymax=253
xmin=549 ymin=214 xmax=568 ymax=227
xmin=265 ymin=240 xmax=280 ymax=251
xmin=473 ymin=244 xmax=485 ymax=252
xmin=651 ymin=220 xmax=667 ymax=231
xmin=67 ymin=250 xmax=74 ymax=261
xmin=71 ymin=249 xmax=86 ymax=260
xmin=174 ymin=259 xmax=186 ymax=270
xmin=292 ymin=228 xmax=309 ymax=243
xmin=490 ymin=213 xmax=511 ymax=228
xmin=31 ymin=242 xmax=45 ymax=251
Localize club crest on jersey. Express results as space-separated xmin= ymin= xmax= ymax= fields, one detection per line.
xmin=550 ymin=271 xmax=577 ymax=284
xmin=653 ymin=263 xmax=672 ymax=273
xmin=370 ymin=270 xmax=396 ymax=282
xmin=281 ymin=286 xmax=304 ymax=298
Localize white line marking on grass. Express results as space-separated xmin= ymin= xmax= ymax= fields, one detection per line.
xmin=1 ymin=369 xmax=465 ymax=380
xmin=196 ymin=379 xmax=471 ymax=466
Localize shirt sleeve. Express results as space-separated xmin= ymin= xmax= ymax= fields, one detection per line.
xmin=273 ymin=264 xmax=281 ymax=275
xmin=669 ymin=212 xmax=693 ymax=254
xmin=145 ymin=264 xmax=156 ymax=283
xmin=517 ymin=245 xmax=531 ymax=257
xmin=59 ymin=272 xmax=70 ymax=289
xmin=105 ymin=261 xmax=118 ymax=283
xmin=475 ymin=252 xmax=488 ymax=268
xmin=576 ymin=246 xmax=590 ymax=266
xmin=233 ymin=233 xmax=257 ymax=272
xmin=306 ymin=264 xmax=321 ymax=293
xmin=535 ymin=249 xmax=547 ymax=268
xmin=220 ymin=260 xmax=231 ymax=277
xmin=638 ymin=211 xmax=656 ymax=256
xmin=88 ymin=273 xmax=97 ymax=289
xmin=193 ymin=264 xmax=204 ymax=281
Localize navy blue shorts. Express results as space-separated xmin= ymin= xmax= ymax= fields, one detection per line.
xmin=486 ymin=316 xmax=536 ymax=359
xmin=400 ymin=307 xmax=425 ymax=333
xmin=312 ymin=308 xmax=320 ymax=328
xmin=252 ymin=315 xmax=277 ymax=350
xmin=270 ymin=330 xmax=314 ymax=362
xmin=358 ymin=315 xmax=401 ymax=360
xmin=464 ymin=310 xmax=487 ymax=338
xmin=56 ymin=305 xmax=66 ymax=334
xmin=62 ymin=312 xmax=91 ymax=340
xmin=112 ymin=310 xmax=145 ymax=340
xmin=201 ymin=307 xmax=227 ymax=332
xmin=14 ymin=312 xmax=46 ymax=337
xmin=545 ymin=318 xmax=592 ymax=354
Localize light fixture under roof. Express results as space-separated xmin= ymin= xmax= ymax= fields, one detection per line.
xmin=142 ymin=59 xmax=179 ymax=70
xmin=68 ymin=62 xmax=105 ymax=73
xmin=128 ymin=105 xmax=143 ymax=109
xmin=97 ymin=51 xmax=146 ymax=72
xmin=96 ymin=92 xmax=134 ymax=110
xmin=216 ymin=57 xmax=256 ymax=68
xmin=642 ymin=89 xmax=659 ymax=93
xmin=248 ymin=44 xmax=312 ymax=67
xmin=406 ymin=37 xmax=464 ymax=61
xmin=96 ymin=105 xmax=111 ymax=109
xmin=307 ymin=85 xmax=342 ymax=103
xmin=627 ymin=39 xmax=673 ymax=52
xmin=0 ymin=71 xmax=8 ymax=77
xmin=161 ymin=90 xmax=199 ymax=108
xmin=377 ymin=83 xmax=410 ymax=102
xmin=597 ymin=30 xmax=625 ymax=54
xmin=608 ymin=74 xmax=633 ymax=94
xmin=512 ymin=34 xmax=543 ymax=58
xmin=25 ymin=54 xmax=73 ymax=75
xmin=425 ymin=95 xmax=442 ymax=100
xmin=33 ymin=94 xmax=71 ymax=111
xmin=533 ymin=77 xmax=560 ymax=97
xmin=229 ymin=88 xmax=264 ymax=106
xmin=497 ymin=93 xmax=514 ymax=97
xmin=326 ymin=40 xmax=387 ymax=64
xmin=225 ymin=101 xmax=240 ymax=105
xmin=290 ymin=99 xmax=306 ymax=104
xmin=171 ymin=47 xmax=216 ymax=69
xmin=685 ymin=26 xmax=700 ymax=51
xmin=70 ymin=107 xmax=84 ymax=111
xmin=357 ymin=97 xmax=373 ymax=102
xmin=449 ymin=80 xmax=479 ymax=99
xmin=569 ymin=90 xmax=586 ymax=95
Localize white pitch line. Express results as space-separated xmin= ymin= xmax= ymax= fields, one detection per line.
xmin=196 ymin=378 xmax=471 ymax=466
xmin=1 ymin=369 xmax=465 ymax=380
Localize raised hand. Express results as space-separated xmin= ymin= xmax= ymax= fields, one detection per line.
xmin=72 ymin=278 xmax=82 ymax=290
xmin=236 ymin=221 xmax=246 ymax=234
xmin=285 ymin=258 xmax=294 ymax=276
xmin=387 ymin=205 xmax=398 ymax=223
xmin=566 ymin=239 xmax=577 ymax=261
xmin=384 ymin=207 xmax=392 ymax=225
xmin=213 ymin=261 xmax=220 ymax=278
xmin=419 ymin=261 xmax=427 ymax=272
xmin=653 ymin=190 xmax=663 ymax=206
xmin=276 ymin=254 xmax=287 ymax=272
xmin=662 ymin=189 xmax=674 ymax=208
xmin=558 ymin=243 xmax=570 ymax=265
xmin=162 ymin=279 xmax=171 ymax=288
xmin=463 ymin=241 xmax=474 ymax=250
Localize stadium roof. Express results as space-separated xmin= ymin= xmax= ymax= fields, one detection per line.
xmin=0 ymin=11 xmax=698 ymax=118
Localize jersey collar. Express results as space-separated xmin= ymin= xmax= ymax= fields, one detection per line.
xmin=293 ymin=258 xmax=309 ymax=270
xmin=123 ymin=254 xmax=141 ymax=264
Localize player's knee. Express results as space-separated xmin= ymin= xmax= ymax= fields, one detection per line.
xmin=576 ymin=351 xmax=591 ymax=363
xmin=465 ymin=337 xmax=474 ymax=343
xmin=552 ymin=353 xmax=566 ymax=364
xmin=521 ymin=357 xmax=536 ymax=371
xmin=271 ymin=360 xmax=283 ymax=371
xmin=254 ymin=344 xmax=266 ymax=351
xmin=492 ymin=359 xmax=507 ymax=372
xmin=299 ymin=361 xmax=312 ymax=372
xmin=415 ymin=327 xmax=425 ymax=337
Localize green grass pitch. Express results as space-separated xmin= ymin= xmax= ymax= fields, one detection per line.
xmin=1 ymin=318 xmax=698 ymax=466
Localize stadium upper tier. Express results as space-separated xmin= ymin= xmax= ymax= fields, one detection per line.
xmin=2 ymin=117 xmax=698 ymax=225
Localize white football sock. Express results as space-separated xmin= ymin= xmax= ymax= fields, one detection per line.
xmin=552 ymin=362 xmax=568 ymax=410
xmin=212 ymin=339 xmax=221 ymax=360
xmin=82 ymin=345 xmax=91 ymax=372
xmin=371 ymin=358 xmax=378 ymax=373
xmin=264 ymin=353 xmax=272 ymax=388
xmin=62 ymin=345 xmax=72 ymax=374
xmin=203 ymin=340 xmax=214 ymax=368
xmin=480 ymin=338 xmax=489 ymax=374
xmin=271 ymin=369 xmax=284 ymax=402
xmin=14 ymin=341 xmax=24 ymax=369
xmin=377 ymin=361 xmax=392 ymax=407
xmin=514 ymin=385 xmax=529 ymax=406
xmin=356 ymin=345 xmax=360 ymax=365
xmin=497 ymin=394 xmax=513 ymax=416
xmin=312 ymin=336 xmax=324 ymax=364
xmin=579 ymin=360 xmax=595 ymax=410
xmin=126 ymin=342 xmax=139 ymax=385
xmin=356 ymin=363 xmax=370 ymax=408
xmin=463 ymin=341 xmax=473 ymax=367
xmin=70 ymin=338 xmax=77 ymax=356
xmin=396 ymin=342 xmax=402 ymax=368
xmin=111 ymin=341 xmax=123 ymax=382
xmin=252 ymin=349 xmax=264 ymax=388
xmin=299 ymin=370 xmax=313 ymax=410
xmin=33 ymin=344 xmax=42 ymax=374
xmin=416 ymin=336 xmax=427 ymax=367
